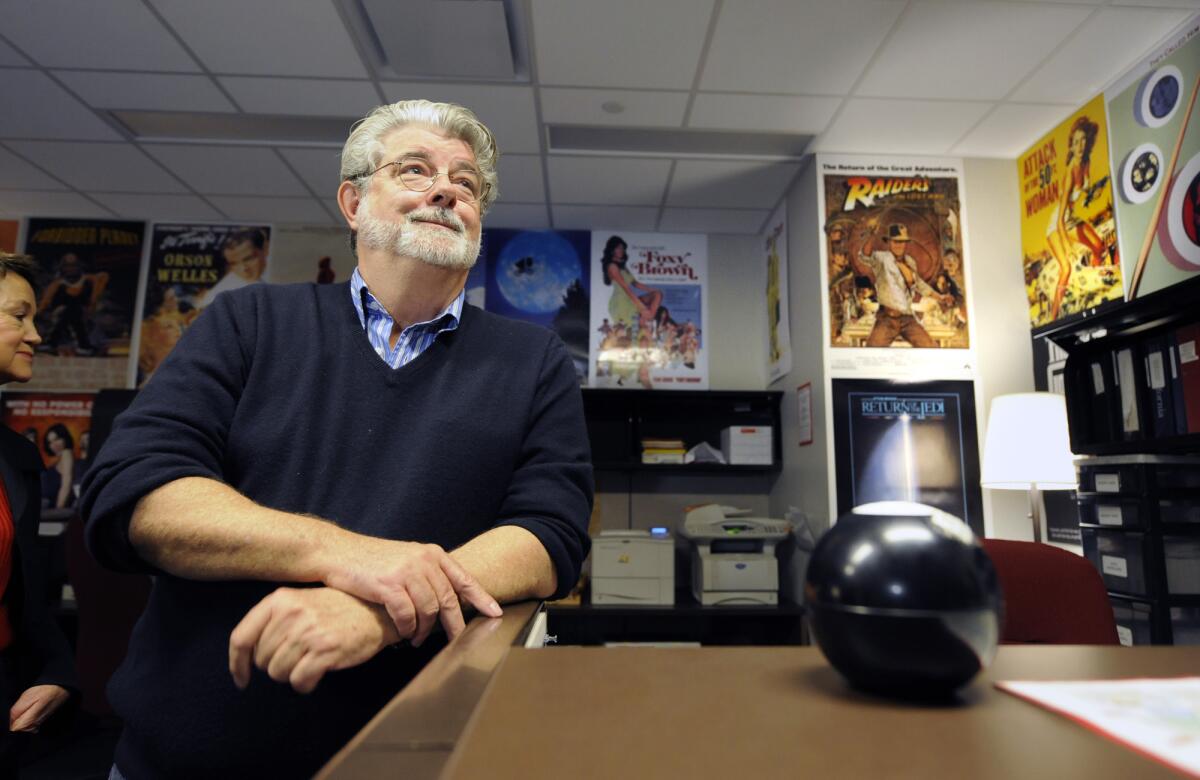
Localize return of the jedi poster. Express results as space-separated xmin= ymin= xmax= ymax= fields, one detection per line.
xmin=832 ymin=378 xmax=983 ymax=536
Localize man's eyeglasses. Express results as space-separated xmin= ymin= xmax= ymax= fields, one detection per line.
xmin=364 ymin=157 xmax=485 ymax=204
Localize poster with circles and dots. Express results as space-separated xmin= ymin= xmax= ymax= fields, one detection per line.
xmin=1106 ymin=17 xmax=1200 ymax=299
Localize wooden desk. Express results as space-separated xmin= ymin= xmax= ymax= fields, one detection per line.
xmin=323 ymin=605 xmax=1199 ymax=779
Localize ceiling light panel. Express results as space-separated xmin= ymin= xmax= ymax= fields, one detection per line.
xmin=496 ymin=154 xmax=546 ymax=203
xmin=483 ymin=203 xmax=551 ymax=230
xmin=6 ymin=141 xmax=186 ymax=194
xmin=817 ymin=98 xmax=992 ymax=155
xmin=857 ymin=1 xmax=1090 ymax=100
xmin=701 ymin=0 xmax=904 ymax=94
xmin=381 ymin=83 xmax=540 ymax=153
xmin=951 ymin=103 xmax=1078 ymax=159
xmin=148 ymin=0 xmax=367 ymax=78
xmin=143 ymin=145 xmax=308 ymax=197
xmin=552 ymin=204 xmax=659 ymax=231
xmin=667 ymin=159 xmax=800 ymax=209
xmin=0 ymin=147 xmax=69 ymax=191
xmin=659 ymin=207 xmax=768 ymax=234
xmin=358 ymin=0 xmax=516 ymax=80
xmin=89 ymin=193 xmax=223 ymax=221
xmin=2 ymin=0 xmax=199 ymax=71
xmin=533 ymin=0 xmax=714 ymax=89
xmin=1011 ymin=7 xmax=1191 ymax=104
xmin=548 ymin=156 xmax=672 ymax=206
xmin=0 ymin=70 xmax=121 ymax=141
xmin=206 ymin=195 xmax=334 ymax=225
xmin=219 ymin=78 xmax=381 ymax=117
xmin=540 ymin=89 xmax=689 ymax=128
xmin=54 ymin=72 xmax=237 ymax=114
xmin=688 ymin=94 xmax=841 ymax=134
xmin=0 ymin=190 xmax=111 ymax=218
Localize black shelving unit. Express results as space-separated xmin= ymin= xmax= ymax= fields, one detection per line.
xmin=582 ymin=388 xmax=783 ymax=472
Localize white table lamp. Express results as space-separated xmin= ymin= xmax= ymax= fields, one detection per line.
xmin=981 ymin=393 xmax=1077 ymax=543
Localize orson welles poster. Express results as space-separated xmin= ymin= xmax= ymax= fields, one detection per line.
xmin=135 ymin=223 xmax=271 ymax=387
xmin=832 ymin=378 xmax=983 ymax=536
xmin=588 ymin=231 xmax=708 ymax=390
xmin=21 ymin=218 xmax=145 ymax=391
xmin=819 ymin=155 xmax=973 ymax=379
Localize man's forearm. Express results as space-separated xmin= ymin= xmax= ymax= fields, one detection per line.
xmin=129 ymin=476 xmax=349 ymax=584
xmin=451 ymin=525 xmax=557 ymax=603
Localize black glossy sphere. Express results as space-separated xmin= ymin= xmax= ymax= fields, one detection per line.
xmin=804 ymin=504 xmax=1001 ymax=697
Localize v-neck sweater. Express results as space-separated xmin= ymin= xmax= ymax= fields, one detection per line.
xmin=78 ymin=280 xmax=592 ymax=779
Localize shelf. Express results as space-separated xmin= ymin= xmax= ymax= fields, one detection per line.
xmin=592 ymin=461 xmax=778 ymax=474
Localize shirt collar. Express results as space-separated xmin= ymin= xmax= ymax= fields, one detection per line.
xmin=350 ymin=266 xmax=465 ymax=333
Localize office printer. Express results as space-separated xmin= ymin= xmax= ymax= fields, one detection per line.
xmin=590 ymin=528 xmax=675 ymax=605
xmin=680 ymin=505 xmax=790 ymax=606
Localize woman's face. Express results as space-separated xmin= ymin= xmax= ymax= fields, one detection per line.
xmin=613 ymin=244 xmax=626 ymax=262
xmin=0 ymin=273 xmax=41 ymax=385
xmin=47 ymin=430 xmax=65 ymax=454
xmin=1070 ymin=129 xmax=1086 ymax=158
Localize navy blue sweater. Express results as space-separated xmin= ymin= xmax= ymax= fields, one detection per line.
xmin=79 ymin=281 xmax=593 ymax=779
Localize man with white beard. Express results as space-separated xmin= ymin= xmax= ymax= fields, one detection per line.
xmin=79 ymin=100 xmax=593 ymax=780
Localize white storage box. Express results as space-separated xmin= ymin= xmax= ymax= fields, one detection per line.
xmin=720 ymin=426 xmax=773 ymax=465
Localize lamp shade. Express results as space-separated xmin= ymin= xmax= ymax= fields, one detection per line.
xmin=981 ymin=393 xmax=1076 ymax=490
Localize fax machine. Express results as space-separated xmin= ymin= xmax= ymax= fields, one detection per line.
xmin=680 ymin=505 xmax=790 ymax=606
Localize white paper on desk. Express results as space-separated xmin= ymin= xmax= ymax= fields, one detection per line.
xmin=997 ymin=678 xmax=1200 ymax=777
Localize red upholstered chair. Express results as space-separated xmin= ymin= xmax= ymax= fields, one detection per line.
xmin=981 ymin=538 xmax=1119 ymax=645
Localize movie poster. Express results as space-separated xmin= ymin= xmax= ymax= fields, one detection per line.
xmin=482 ymin=229 xmax=590 ymax=382
xmin=764 ymin=204 xmax=792 ymax=384
xmin=1018 ymin=95 xmax=1122 ymax=328
xmin=1 ymin=391 xmax=95 ymax=517
xmin=135 ymin=223 xmax=270 ymax=387
xmin=1106 ymin=15 xmax=1200 ymax=300
xmin=22 ymin=218 xmax=145 ymax=391
xmin=832 ymin=378 xmax=983 ymax=536
xmin=588 ymin=231 xmax=708 ymax=390
xmin=0 ymin=220 xmax=18 ymax=253
xmin=818 ymin=155 xmax=971 ymax=378
xmin=268 ymin=225 xmax=354 ymax=287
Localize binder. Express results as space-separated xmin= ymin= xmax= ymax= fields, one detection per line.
xmin=1140 ymin=334 xmax=1176 ymax=439
xmin=1176 ymin=323 xmax=1200 ymax=435
xmin=1113 ymin=347 xmax=1142 ymax=441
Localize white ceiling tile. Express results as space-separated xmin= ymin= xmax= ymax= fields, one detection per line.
xmin=1110 ymin=0 xmax=1200 ymax=7
xmin=533 ymin=0 xmax=714 ymax=89
xmin=0 ymin=190 xmax=111 ymax=218
xmin=689 ymin=94 xmax=841 ymax=133
xmin=207 ymin=196 xmax=333 ymax=225
xmin=667 ymin=160 xmax=800 ymax=209
xmin=279 ymin=147 xmax=343 ymax=199
xmin=220 ymin=78 xmax=380 ymax=117
xmin=552 ymin=205 xmax=659 ymax=231
xmin=858 ymin=2 xmax=1091 ymax=100
xmin=0 ymin=146 xmax=69 ymax=191
xmin=951 ymin=103 xmax=1077 ymax=158
xmin=7 ymin=141 xmax=186 ymax=193
xmin=0 ymin=40 xmax=29 ymax=67
xmin=540 ymin=89 xmax=688 ymax=128
xmin=143 ymin=145 xmax=307 ymax=196
xmin=1011 ymin=8 xmax=1192 ymax=103
xmin=659 ymin=208 xmax=768 ymax=234
xmin=548 ymin=157 xmax=672 ymax=206
xmin=483 ymin=203 xmax=551 ymax=230
xmin=701 ymin=0 xmax=904 ymax=94
xmin=496 ymin=155 xmax=545 ymax=203
xmin=54 ymin=72 xmax=236 ymax=113
xmin=3 ymin=0 xmax=198 ymax=71
xmin=149 ymin=0 xmax=367 ymax=78
xmin=380 ymin=84 xmax=541 ymax=153
xmin=0 ymin=70 xmax=121 ymax=141
xmin=817 ymin=98 xmax=993 ymax=155
xmin=90 ymin=192 xmax=223 ymax=221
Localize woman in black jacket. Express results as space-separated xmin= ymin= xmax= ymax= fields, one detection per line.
xmin=0 ymin=252 xmax=77 ymax=770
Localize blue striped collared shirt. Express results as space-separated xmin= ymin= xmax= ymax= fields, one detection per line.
xmin=350 ymin=267 xmax=464 ymax=369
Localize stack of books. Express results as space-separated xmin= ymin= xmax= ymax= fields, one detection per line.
xmin=641 ymin=437 xmax=686 ymax=464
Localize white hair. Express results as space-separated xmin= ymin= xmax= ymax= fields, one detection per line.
xmin=341 ymin=99 xmax=499 ymax=213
